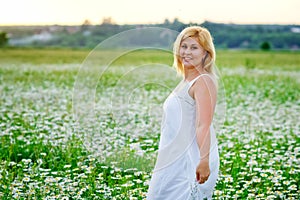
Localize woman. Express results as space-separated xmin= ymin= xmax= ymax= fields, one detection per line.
xmin=147 ymin=26 xmax=220 ymax=199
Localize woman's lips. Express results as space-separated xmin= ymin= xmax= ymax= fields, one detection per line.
xmin=182 ymin=57 xmax=192 ymax=62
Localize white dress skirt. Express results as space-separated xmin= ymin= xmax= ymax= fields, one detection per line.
xmin=147 ymin=74 xmax=220 ymax=200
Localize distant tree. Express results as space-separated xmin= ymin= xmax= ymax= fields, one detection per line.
xmin=260 ymin=41 xmax=271 ymax=50
xmin=101 ymin=17 xmax=114 ymax=25
xmin=163 ymin=19 xmax=170 ymax=25
xmin=172 ymin=18 xmax=185 ymax=31
xmin=0 ymin=32 xmax=8 ymax=47
xmin=83 ymin=19 xmax=92 ymax=26
xmin=81 ymin=19 xmax=92 ymax=31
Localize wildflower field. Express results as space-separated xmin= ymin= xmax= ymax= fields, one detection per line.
xmin=0 ymin=48 xmax=299 ymax=199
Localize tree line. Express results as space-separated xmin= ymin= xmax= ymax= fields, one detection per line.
xmin=1 ymin=19 xmax=300 ymax=50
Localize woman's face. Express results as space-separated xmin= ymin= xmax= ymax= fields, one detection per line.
xmin=179 ymin=37 xmax=206 ymax=68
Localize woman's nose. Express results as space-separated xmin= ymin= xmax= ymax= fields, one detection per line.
xmin=184 ymin=47 xmax=191 ymax=54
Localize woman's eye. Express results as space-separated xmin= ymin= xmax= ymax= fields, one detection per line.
xmin=191 ymin=46 xmax=198 ymax=49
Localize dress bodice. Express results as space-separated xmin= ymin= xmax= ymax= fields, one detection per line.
xmin=154 ymin=74 xmax=217 ymax=172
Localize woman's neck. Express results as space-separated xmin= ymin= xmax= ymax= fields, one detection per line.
xmin=184 ymin=67 xmax=207 ymax=82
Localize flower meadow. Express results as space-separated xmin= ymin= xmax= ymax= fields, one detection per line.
xmin=0 ymin=49 xmax=299 ymax=199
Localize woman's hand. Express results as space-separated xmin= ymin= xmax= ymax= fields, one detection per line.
xmin=196 ymin=159 xmax=210 ymax=184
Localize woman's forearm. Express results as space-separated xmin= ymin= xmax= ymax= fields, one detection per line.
xmin=196 ymin=126 xmax=211 ymax=161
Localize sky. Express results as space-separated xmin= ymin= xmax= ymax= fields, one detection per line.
xmin=1 ymin=0 xmax=300 ymax=25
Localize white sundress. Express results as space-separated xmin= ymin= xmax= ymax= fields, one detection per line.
xmin=147 ymin=74 xmax=220 ymax=200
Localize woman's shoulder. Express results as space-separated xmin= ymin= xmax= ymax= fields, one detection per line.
xmin=192 ymin=73 xmax=217 ymax=93
xmin=194 ymin=73 xmax=216 ymax=86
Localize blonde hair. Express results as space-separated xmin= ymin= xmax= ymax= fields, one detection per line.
xmin=173 ymin=26 xmax=218 ymax=80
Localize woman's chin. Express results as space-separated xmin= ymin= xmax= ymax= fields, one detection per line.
xmin=183 ymin=63 xmax=194 ymax=68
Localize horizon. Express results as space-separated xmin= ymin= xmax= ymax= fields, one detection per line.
xmin=1 ymin=19 xmax=300 ymax=27
xmin=1 ymin=0 xmax=300 ymax=26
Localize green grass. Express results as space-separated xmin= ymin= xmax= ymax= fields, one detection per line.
xmin=216 ymin=50 xmax=300 ymax=71
xmin=0 ymin=48 xmax=299 ymax=199
xmin=0 ymin=47 xmax=89 ymax=64
xmin=1 ymin=47 xmax=300 ymax=70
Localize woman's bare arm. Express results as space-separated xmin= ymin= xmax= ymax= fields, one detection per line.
xmin=190 ymin=75 xmax=217 ymax=183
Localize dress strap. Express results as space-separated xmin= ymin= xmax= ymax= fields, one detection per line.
xmin=188 ymin=74 xmax=211 ymax=87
